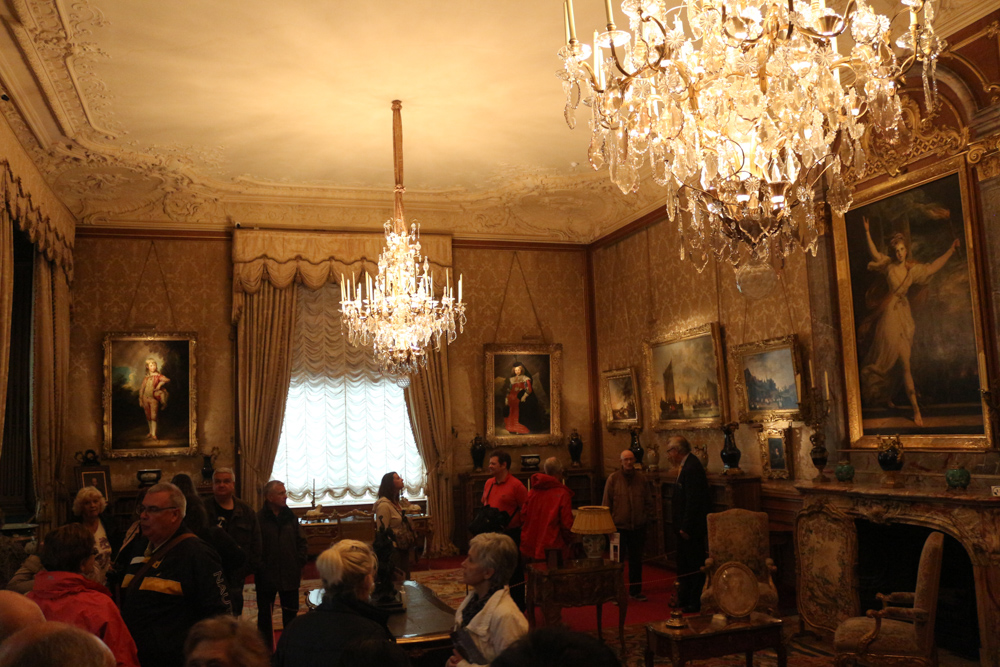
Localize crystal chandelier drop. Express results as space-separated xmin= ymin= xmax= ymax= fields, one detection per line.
xmin=557 ymin=0 xmax=943 ymax=270
xmin=340 ymin=100 xmax=466 ymax=378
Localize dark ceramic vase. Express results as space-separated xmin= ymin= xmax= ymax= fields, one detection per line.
xmin=201 ymin=455 xmax=214 ymax=483
xmin=720 ymin=421 xmax=741 ymax=471
xmin=877 ymin=446 xmax=904 ymax=472
xmin=629 ymin=429 xmax=645 ymax=466
xmin=470 ymin=434 xmax=487 ymax=472
xmin=567 ymin=430 xmax=584 ymax=467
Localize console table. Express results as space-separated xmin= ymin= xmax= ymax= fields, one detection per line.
xmin=645 ymin=613 xmax=785 ymax=667
xmin=525 ymin=558 xmax=628 ymax=651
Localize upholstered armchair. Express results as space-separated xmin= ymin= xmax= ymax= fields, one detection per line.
xmin=833 ymin=531 xmax=944 ymax=667
xmin=699 ymin=508 xmax=779 ymax=615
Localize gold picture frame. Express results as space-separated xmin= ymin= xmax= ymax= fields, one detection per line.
xmin=759 ymin=425 xmax=791 ymax=480
xmin=833 ymin=154 xmax=993 ymax=450
xmin=601 ymin=367 xmax=641 ymax=431
xmin=484 ymin=343 xmax=562 ymax=446
xmin=643 ymin=323 xmax=728 ymax=430
xmin=103 ymin=332 xmax=198 ymax=459
xmin=732 ymin=335 xmax=802 ymax=423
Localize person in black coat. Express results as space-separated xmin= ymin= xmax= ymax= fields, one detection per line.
xmin=273 ymin=539 xmax=393 ymax=667
xmin=256 ymin=480 xmax=307 ymax=651
xmin=666 ymin=436 xmax=710 ymax=613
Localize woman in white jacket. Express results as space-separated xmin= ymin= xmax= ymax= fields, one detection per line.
xmin=448 ymin=533 xmax=528 ymax=667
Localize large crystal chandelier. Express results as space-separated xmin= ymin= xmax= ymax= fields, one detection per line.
xmin=340 ymin=100 xmax=466 ymax=377
xmin=558 ymin=0 xmax=943 ymax=270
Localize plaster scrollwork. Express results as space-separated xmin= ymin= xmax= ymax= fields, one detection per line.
xmin=846 ymin=98 xmax=968 ymax=185
xmin=854 ymin=498 xmax=908 ymax=525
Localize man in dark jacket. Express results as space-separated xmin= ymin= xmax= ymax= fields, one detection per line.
xmin=205 ymin=467 xmax=262 ymax=616
xmin=666 ymin=436 xmax=711 ymax=613
xmin=256 ymin=480 xmax=307 ymax=651
xmin=120 ymin=482 xmax=231 ymax=667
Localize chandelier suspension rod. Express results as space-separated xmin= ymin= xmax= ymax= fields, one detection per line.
xmin=391 ymin=99 xmax=406 ymax=233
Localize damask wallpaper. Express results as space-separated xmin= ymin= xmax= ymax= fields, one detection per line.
xmin=449 ymin=246 xmax=592 ymax=474
xmin=66 ymin=235 xmax=234 ymax=492
xmin=592 ymin=218 xmax=814 ymax=476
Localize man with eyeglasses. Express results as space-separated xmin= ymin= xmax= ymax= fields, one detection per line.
xmin=119 ymin=482 xmax=231 ymax=667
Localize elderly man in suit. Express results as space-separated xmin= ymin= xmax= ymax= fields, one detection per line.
xmin=665 ymin=436 xmax=711 ymax=613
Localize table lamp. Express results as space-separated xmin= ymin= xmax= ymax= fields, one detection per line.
xmin=571 ymin=506 xmax=616 ymax=560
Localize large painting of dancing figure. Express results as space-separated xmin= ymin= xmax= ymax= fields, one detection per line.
xmin=643 ymin=323 xmax=728 ymax=430
xmin=484 ymin=343 xmax=562 ymax=445
xmin=103 ymin=332 xmax=199 ymax=458
xmin=834 ymin=155 xmax=993 ymax=449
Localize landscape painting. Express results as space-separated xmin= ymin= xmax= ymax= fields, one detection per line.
xmin=643 ymin=323 xmax=728 ymax=430
xmin=733 ymin=335 xmax=800 ymax=422
xmin=601 ymin=367 xmax=641 ymax=430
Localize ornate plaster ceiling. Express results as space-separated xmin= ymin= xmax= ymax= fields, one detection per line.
xmin=0 ymin=0 xmax=993 ymax=243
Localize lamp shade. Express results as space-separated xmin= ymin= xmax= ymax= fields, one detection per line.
xmin=571 ymin=506 xmax=616 ymax=535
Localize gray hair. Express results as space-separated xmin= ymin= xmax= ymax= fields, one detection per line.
xmin=542 ymin=457 xmax=563 ymax=477
xmin=146 ymin=482 xmax=187 ymax=518
xmin=213 ymin=467 xmax=236 ymax=482
xmin=0 ymin=622 xmax=115 ymax=667
xmin=262 ymin=480 xmax=284 ymax=498
xmin=72 ymin=486 xmax=107 ymax=517
xmin=183 ymin=616 xmax=269 ymax=667
xmin=468 ymin=533 xmax=519 ymax=588
xmin=666 ymin=436 xmax=691 ymax=455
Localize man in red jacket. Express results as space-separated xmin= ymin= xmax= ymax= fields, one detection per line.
xmin=520 ymin=457 xmax=574 ymax=563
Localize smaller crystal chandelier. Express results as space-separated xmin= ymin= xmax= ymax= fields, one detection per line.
xmin=340 ymin=100 xmax=466 ymax=377
xmin=557 ymin=0 xmax=943 ymax=271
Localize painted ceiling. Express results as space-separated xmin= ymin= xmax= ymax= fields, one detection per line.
xmin=0 ymin=0 xmax=994 ymax=243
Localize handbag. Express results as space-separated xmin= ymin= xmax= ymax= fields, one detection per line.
xmin=468 ymin=481 xmax=511 ymax=536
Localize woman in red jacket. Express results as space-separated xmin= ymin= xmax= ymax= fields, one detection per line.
xmin=27 ymin=524 xmax=140 ymax=667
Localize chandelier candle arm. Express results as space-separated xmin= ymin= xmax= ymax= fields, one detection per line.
xmin=340 ymin=100 xmax=467 ymax=378
xmin=556 ymin=0 xmax=943 ymax=271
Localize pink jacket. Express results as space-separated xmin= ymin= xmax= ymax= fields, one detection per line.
xmin=28 ymin=570 xmax=140 ymax=667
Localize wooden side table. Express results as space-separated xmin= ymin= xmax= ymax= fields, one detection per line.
xmin=645 ymin=613 xmax=785 ymax=667
xmin=525 ymin=558 xmax=628 ymax=651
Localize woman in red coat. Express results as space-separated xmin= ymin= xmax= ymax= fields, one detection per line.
xmin=520 ymin=457 xmax=574 ymax=562
xmin=28 ymin=524 xmax=140 ymax=667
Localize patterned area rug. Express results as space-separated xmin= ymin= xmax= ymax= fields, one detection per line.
xmin=411 ymin=568 xmax=834 ymax=667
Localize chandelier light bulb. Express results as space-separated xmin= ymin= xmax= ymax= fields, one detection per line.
xmin=556 ymin=0 xmax=943 ymax=271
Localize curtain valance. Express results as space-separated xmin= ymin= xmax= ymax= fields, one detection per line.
xmin=232 ymin=229 xmax=453 ymax=323
xmin=1 ymin=163 xmax=75 ymax=280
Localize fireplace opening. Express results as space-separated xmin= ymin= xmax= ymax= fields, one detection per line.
xmin=855 ymin=520 xmax=979 ymax=660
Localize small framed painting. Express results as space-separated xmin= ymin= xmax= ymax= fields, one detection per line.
xmin=103 ymin=332 xmax=198 ymax=459
xmin=601 ymin=368 xmax=641 ymax=430
xmin=643 ymin=323 xmax=728 ymax=430
xmin=484 ymin=343 xmax=562 ymax=445
xmin=732 ymin=335 xmax=801 ymax=423
xmin=759 ymin=426 xmax=791 ymax=480
xmin=74 ymin=466 xmax=113 ymax=500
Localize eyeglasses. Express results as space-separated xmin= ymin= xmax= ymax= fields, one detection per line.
xmin=138 ymin=505 xmax=178 ymax=515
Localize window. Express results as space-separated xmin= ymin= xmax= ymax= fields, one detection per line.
xmin=270 ymin=283 xmax=426 ymax=507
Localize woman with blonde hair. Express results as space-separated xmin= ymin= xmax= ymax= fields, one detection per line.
xmin=71 ymin=486 xmax=119 ymax=586
xmin=272 ymin=540 xmax=393 ymax=667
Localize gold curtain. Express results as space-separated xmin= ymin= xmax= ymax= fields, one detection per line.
xmin=405 ymin=346 xmax=457 ymax=556
xmin=237 ymin=281 xmax=297 ymax=506
xmin=31 ymin=259 xmax=70 ymax=533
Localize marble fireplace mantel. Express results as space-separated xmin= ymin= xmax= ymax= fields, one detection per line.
xmin=794 ymin=481 xmax=1000 ymax=666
